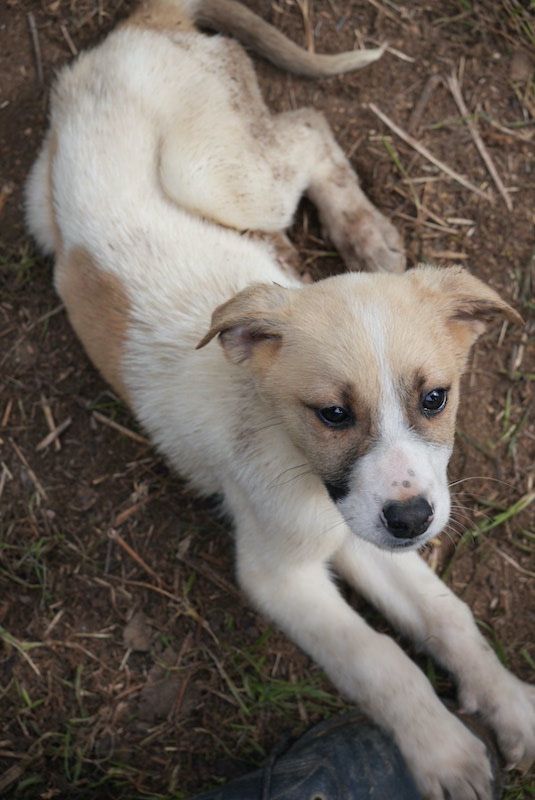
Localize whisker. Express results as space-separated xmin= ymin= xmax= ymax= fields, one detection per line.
xmin=443 ymin=530 xmax=457 ymax=547
xmin=322 ymin=517 xmax=354 ymax=536
xmin=450 ymin=514 xmax=474 ymax=527
xmin=450 ymin=506 xmax=494 ymax=525
xmin=267 ymin=462 xmax=309 ymax=489
xmin=248 ymin=421 xmax=284 ymax=435
xmin=444 ymin=519 xmax=463 ymax=534
xmin=272 ymin=469 xmax=314 ymax=489
xmin=442 ymin=525 xmax=462 ymax=544
xmin=448 ymin=476 xmax=515 ymax=489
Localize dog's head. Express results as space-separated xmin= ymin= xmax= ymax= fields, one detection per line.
xmin=198 ymin=266 xmax=521 ymax=551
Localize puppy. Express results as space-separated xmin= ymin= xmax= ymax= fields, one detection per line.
xmin=26 ymin=2 xmax=534 ymax=797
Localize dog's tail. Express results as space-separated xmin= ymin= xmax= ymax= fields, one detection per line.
xmin=188 ymin=0 xmax=385 ymax=78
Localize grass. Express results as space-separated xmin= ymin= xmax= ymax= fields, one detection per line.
xmin=503 ymin=777 xmax=535 ymax=800
xmin=442 ymin=490 xmax=535 ymax=581
xmin=458 ymin=491 xmax=535 ymax=545
xmin=501 ymin=0 xmax=535 ymax=49
xmin=433 ymin=0 xmax=535 ymax=50
xmin=0 ymin=245 xmax=40 ymax=289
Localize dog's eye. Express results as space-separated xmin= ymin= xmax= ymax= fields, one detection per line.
xmin=316 ymin=406 xmax=353 ymax=427
xmin=421 ymin=388 xmax=448 ymax=416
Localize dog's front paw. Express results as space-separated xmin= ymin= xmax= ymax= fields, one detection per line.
xmin=335 ymin=206 xmax=406 ymax=273
xmin=461 ymin=672 xmax=535 ymax=772
xmin=404 ymin=711 xmax=494 ymax=800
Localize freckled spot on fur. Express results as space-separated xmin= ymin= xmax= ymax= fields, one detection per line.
xmin=408 ymin=469 xmax=415 ymax=476
xmin=402 ymin=480 xmax=411 ymax=488
xmin=272 ymin=163 xmax=297 ymax=185
xmin=331 ymin=164 xmax=352 ymax=189
xmin=392 ymin=481 xmax=398 ymax=487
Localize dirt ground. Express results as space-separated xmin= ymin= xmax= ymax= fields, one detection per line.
xmin=0 ymin=0 xmax=534 ymax=797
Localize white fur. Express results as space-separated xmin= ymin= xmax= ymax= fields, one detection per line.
xmin=338 ymin=305 xmax=452 ymax=549
xmin=26 ymin=9 xmax=534 ymax=799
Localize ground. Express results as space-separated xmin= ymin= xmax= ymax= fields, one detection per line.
xmin=0 ymin=0 xmax=534 ymax=798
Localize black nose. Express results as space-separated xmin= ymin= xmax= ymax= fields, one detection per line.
xmin=381 ymin=496 xmax=434 ymax=539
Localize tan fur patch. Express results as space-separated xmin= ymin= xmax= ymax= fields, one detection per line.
xmin=125 ymin=0 xmax=196 ymax=33
xmin=56 ymin=248 xmax=131 ymax=403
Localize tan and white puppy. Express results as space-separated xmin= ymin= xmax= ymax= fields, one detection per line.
xmin=26 ymin=1 xmax=534 ymax=797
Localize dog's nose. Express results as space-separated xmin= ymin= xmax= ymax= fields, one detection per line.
xmin=381 ymin=496 xmax=434 ymax=539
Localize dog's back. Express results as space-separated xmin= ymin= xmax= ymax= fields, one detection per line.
xmin=25 ymin=0 xmax=394 ymax=413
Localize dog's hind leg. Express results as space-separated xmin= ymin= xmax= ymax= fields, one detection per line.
xmin=161 ymin=98 xmax=404 ymax=271
xmin=270 ymin=108 xmax=405 ymax=273
xmin=157 ymin=32 xmax=403 ymax=270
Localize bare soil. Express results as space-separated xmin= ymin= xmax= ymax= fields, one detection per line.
xmin=0 ymin=1 xmax=534 ymax=798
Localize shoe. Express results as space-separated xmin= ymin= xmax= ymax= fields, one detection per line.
xmin=189 ymin=706 xmax=502 ymax=800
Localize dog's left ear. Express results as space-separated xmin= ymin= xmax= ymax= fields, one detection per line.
xmin=196 ymin=283 xmax=294 ymax=367
xmin=411 ymin=265 xmax=523 ymax=353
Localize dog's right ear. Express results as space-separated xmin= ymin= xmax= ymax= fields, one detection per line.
xmin=196 ymin=283 xmax=293 ymax=367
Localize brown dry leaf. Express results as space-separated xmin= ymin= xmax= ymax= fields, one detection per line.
xmin=123 ymin=610 xmax=153 ymax=652
xmin=137 ymin=647 xmax=181 ymax=722
xmin=76 ymin=484 xmax=98 ymax=512
xmin=510 ymin=50 xmax=534 ymax=83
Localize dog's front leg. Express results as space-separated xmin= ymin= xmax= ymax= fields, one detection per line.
xmin=234 ymin=519 xmax=493 ymax=800
xmin=333 ymin=538 xmax=535 ymax=773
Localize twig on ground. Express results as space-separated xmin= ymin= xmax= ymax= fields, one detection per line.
xmin=114 ymin=493 xmax=158 ymax=527
xmin=0 ymin=763 xmax=33 ymax=795
xmin=28 ymin=303 xmax=64 ymax=330
xmin=0 ymin=304 xmax=64 ymax=368
xmin=390 ymin=184 xmax=457 ymax=231
xmin=1 ymin=399 xmax=13 ymax=428
xmin=394 ymin=211 xmax=458 ymax=236
xmin=369 ymin=38 xmax=414 ymax=62
xmin=43 ymin=609 xmax=65 ymax=638
xmin=0 ymin=462 xmax=13 ymax=502
xmin=178 ymin=555 xmax=241 ymax=599
xmin=10 ymin=439 xmax=48 ymax=500
xmin=60 ymin=23 xmax=78 ymax=56
xmin=483 ymin=113 xmax=534 ymax=143
xmin=41 ymin=395 xmax=61 ymax=451
xmin=365 ymin=0 xmax=400 ymax=24
xmin=36 ymin=416 xmax=71 ymax=452
xmin=408 ymin=74 xmax=441 ymax=134
xmin=488 ymin=542 xmax=535 ymax=579
xmin=383 ymin=44 xmax=413 ymax=63
xmin=518 ymin=248 xmax=534 ymax=304
xmin=508 ymin=323 xmax=531 ymax=378
xmin=92 ymin=411 xmax=149 ymax=446
xmin=326 ymin=0 xmax=340 ymax=17
xmin=447 ymin=72 xmax=513 ymax=211
xmin=427 ymin=250 xmax=468 ymax=261
xmin=295 ymin=0 xmax=315 ymax=52
xmin=0 ymin=627 xmax=42 ymax=677
xmin=290 ymin=668 xmax=309 ymax=723
xmin=368 ymin=102 xmax=490 ymax=201
xmin=35 ymin=417 xmax=72 ymax=453
xmin=204 ymin=646 xmax=249 ymax=716
xmin=108 ymin=528 xmax=162 ymax=585
xmin=27 ymin=13 xmax=43 ymax=85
